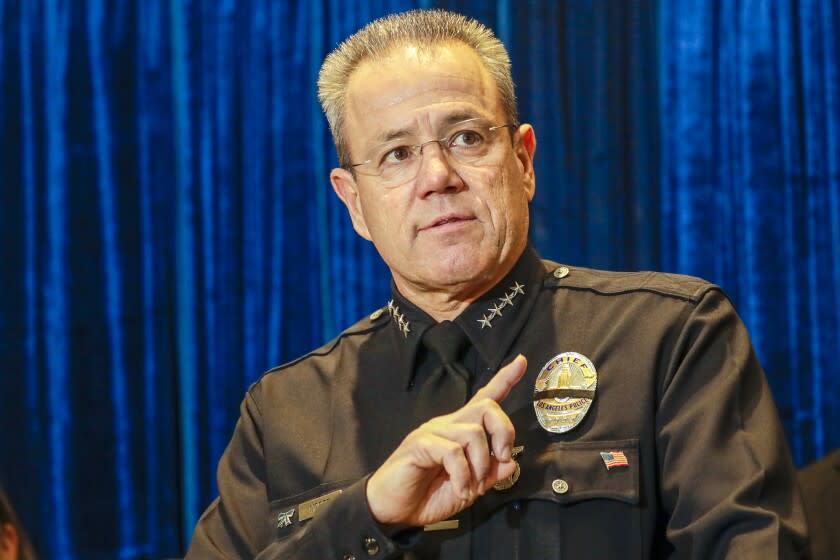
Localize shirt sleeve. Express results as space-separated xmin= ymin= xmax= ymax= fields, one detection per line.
xmin=655 ymin=287 xmax=809 ymax=558
xmin=184 ymin=391 xmax=406 ymax=560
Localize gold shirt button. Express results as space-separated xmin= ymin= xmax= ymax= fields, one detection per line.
xmin=553 ymin=266 xmax=570 ymax=279
xmin=552 ymin=478 xmax=569 ymax=494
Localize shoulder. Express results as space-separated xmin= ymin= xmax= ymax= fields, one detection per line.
xmin=247 ymin=306 xmax=392 ymax=398
xmin=540 ymin=259 xmax=720 ymax=304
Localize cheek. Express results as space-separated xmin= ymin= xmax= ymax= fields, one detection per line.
xmin=475 ymin=166 xmax=519 ymax=224
xmin=489 ymin=169 xmax=531 ymax=241
xmin=360 ymin=190 xmax=410 ymax=239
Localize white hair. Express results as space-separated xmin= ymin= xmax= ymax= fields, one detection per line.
xmin=317 ymin=9 xmax=518 ymax=167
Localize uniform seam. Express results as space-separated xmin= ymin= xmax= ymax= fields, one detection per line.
xmin=543 ymin=283 xmax=716 ymax=305
xmin=656 ymin=296 xmax=698 ymax=398
xmin=250 ymin=320 xmax=389 ymax=388
xmin=321 ymin=365 xmax=338 ymax=480
xmin=245 ymin=387 xmax=263 ymax=416
xmin=539 ymin=260 xmax=715 ymax=302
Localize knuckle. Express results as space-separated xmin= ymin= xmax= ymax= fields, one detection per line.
xmin=473 ymin=455 xmax=490 ymax=474
xmin=445 ymin=444 xmax=463 ymax=461
xmin=426 ymin=414 xmax=453 ymax=430
xmin=411 ymin=431 xmax=439 ymax=451
xmin=419 ymin=418 xmax=438 ymax=431
xmin=466 ymin=397 xmax=492 ymax=414
xmin=480 ymin=397 xmax=501 ymax=411
xmin=474 ymin=396 xmax=492 ymax=407
xmin=465 ymin=424 xmax=485 ymax=440
xmin=407 ymin=428 xmax=426 ymax=445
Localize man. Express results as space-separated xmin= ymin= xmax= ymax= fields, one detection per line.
xmin=186 ymin=9 xmax=808 ymax=559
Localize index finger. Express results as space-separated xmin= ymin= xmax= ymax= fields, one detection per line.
xmin=470 ymin=354 xmax=527 ymax=404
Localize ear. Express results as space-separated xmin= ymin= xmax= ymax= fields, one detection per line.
xmin=514 ymin=124 xmax=537 ymax=201
xmin=330 ymin=167 xmax=373 ymax=241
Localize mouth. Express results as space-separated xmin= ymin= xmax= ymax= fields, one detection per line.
xmin=421 ymin=214 xmax=475 ymax=231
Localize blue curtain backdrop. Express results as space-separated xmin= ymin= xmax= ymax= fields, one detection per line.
xmin=0 ymin=1 xmax=837 ymax=558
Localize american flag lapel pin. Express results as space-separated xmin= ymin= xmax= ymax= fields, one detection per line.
xmin=600 ymin=451 xmax=629 ymax=470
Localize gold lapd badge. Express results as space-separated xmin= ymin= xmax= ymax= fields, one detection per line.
xmin=493 ymin=445 xmax=524 ymax=491
xmin=533 ymin=352 xmax=597 ymax=433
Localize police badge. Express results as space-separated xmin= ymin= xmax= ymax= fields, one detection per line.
xmin=493 ymin=445 xmax=524 ymax=491
xmin=533 ymin=352 xmax=597 ymax=433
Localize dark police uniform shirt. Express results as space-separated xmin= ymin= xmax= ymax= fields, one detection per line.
xmin=186 ymin=247 xmax=808 ymax=559
xmin=798 ymin=448 xmax=840 ymax=559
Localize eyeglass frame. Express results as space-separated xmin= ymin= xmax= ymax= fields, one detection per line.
xmin=344 ymin=118 xmax=519 ymax=182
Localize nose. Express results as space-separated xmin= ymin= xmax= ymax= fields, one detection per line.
xmin=415 ymin=141 xmax=465 ymax=198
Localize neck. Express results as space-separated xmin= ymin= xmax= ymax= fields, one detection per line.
xmin=391 ymin=250 xmax=525 ymax=322
xmin=391 ymin=281 xmax=474 ymax=322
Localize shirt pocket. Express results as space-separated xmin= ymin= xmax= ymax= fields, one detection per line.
xmin=523 ymin=438 xmax=640 ymax=505
xmin=476 ymin=438 xmax=642 ymax=559
xmin=268 ymin=479 xmax=355 ymax=542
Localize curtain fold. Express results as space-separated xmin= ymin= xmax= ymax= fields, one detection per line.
xmin=658 ymin=0 xmax=840 ymax=465
xmin=0 ymin=1 xmax=837 ymax=558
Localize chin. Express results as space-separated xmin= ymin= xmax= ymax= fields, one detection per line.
xmin=424 ymin=251 xmax=498 ymax=288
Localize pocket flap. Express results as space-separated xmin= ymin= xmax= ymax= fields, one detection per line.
xmin=477 ymin=438 xmax=640 ymax=513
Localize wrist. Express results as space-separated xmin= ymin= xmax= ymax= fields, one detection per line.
xmin=365 ymin=472 xmax=411 ymax=533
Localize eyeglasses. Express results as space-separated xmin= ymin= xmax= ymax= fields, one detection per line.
xmin=347 ymin=118 xmax=517 ymax=188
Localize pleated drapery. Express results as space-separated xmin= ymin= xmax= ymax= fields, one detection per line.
xmin=658 ymin=0 xmax=840 ymax=465
xmin=0 ymin=2 xmax=837 ymax=559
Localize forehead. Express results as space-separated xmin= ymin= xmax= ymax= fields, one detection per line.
xmin=344 ymin=42 xmax=503 ymax=145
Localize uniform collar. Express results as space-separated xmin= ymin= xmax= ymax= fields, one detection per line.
xmin=386 ymin=246 xmax=546 ymax=389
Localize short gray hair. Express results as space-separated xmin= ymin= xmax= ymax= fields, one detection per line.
xmin=317 ymin=9 xmax=518 ymax=168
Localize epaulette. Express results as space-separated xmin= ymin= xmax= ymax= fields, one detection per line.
xmin=541 ymin=260 xmax=717 ymax=304
xmin=256 ymin=304 xmax=391 ymax=383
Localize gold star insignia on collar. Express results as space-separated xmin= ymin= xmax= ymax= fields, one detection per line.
xmin=487 ymin=302 xmax=505 ymax=319
xmin=475 ymin=281 xmax=526 ymax=330
xmin=387 ymin=299 xmax=411 ymax=337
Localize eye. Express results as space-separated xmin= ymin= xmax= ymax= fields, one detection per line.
xmin=381 ymin=146 xmax=412 ymax=165
xmin=450 ymin=129 xmax=484 ymax=148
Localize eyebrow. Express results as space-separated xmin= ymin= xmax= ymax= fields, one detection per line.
xmin=372 ymin=111 xmax=486 ymax=144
